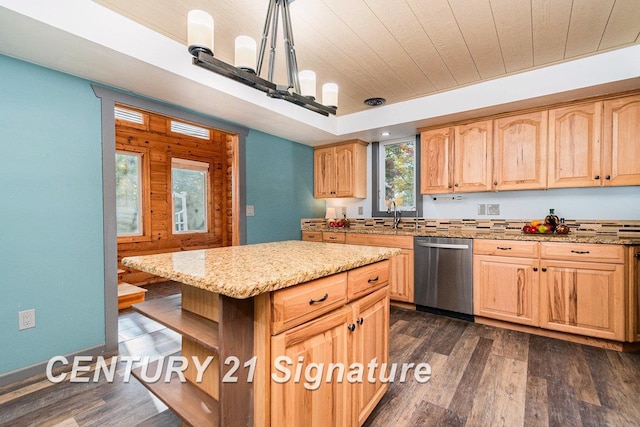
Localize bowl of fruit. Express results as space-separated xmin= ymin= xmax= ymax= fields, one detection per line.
xmin=522 ymin=220 xmax=552 ymax=234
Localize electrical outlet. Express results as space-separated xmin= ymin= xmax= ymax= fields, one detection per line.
xmin=487 ymin=204 xmax=500 ymax=215
xmin=477 ymin=204 xmax=486 ymax=215
xmin=246 ymin=205 xmax=255 ymax=217
xmin=358 ymin=206 xmax=363 ymax=215
xmin=19 ymin=309 xmax=36 ymax=330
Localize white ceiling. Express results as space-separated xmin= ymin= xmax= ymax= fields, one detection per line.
xmin=0 ymin=0 xmax=639 ymax=146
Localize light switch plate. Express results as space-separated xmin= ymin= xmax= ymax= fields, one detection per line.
xmin=358 ymin=206 xmax=363 ymax=215
xmin=246 ymin=205 xmax=255 ymax=217
xmin=487 ymin=204 xmax=500 ymax=215
xmin=477 ymin=204 xmax=486 ymax=215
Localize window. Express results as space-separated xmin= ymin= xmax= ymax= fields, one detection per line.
xmin=115 ymin=151 xmax=143 ymax=236
xmin=371 ymin=137 xmax=422 ymax=216
xmin=172 ymin=158 xmax=209 ymax=233
xmin=170 ymin=120 xmax=211 ymax=140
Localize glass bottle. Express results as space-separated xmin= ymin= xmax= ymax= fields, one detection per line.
xmin=555 ymin=218 xmax=569 ymax=234
xmin=545 ymin=208 xmax=559 ymax=232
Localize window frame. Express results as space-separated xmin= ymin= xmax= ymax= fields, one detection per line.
xmin=371 ymin=136 xmax=422 ymax=218
xmin=115 ymin=145 xmax=151 ymax=242
xmin=170 ymin=156 xmax=212 ymax=235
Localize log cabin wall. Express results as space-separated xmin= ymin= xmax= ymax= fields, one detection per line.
xmin=115 ymin=104 xmax=236 ymax=285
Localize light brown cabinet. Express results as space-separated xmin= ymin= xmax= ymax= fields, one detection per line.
xmin=629 ymin=246 xmax=640 ymax=342
xmin=548 ymin=102 xmax=602 ymax=188
xmin=473 ymin=240 xmax=540 ymax=326
xmin=454 ymin=120 xmax=493 ymax=192
xmin=420 ymin=127 xmax=453 ymax=194
xmin=270 ymin=263 xmax=390 ymax=426
xmin=602 ymin=95 xmax=640 ymax=186
xmin=493 ymin=111 xmax=548 ymax=191
xmin=345 ymin=234 xmax=414 ymax=303
xmin=301 ymin=231 xmax=323 ymax=242
xmin=420 ymin=121 xmax=492 ymax=194
xmin=314 ymin=140 xmax=367 ymax=198
xmin=474 ymin=239 xmax=631 ymax=343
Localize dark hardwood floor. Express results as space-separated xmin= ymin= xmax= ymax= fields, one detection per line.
xmin=1 ymin=282 xmax=639 ymax=427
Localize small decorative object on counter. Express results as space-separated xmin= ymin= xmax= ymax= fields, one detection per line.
xmin=555 ymin=218 xmax=570 ymax=234
xmin=544 ymin=208 xmax=559 ymax=232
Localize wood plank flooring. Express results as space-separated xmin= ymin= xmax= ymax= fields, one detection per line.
xmin=1 ymin=282 xmax=639 ymax=426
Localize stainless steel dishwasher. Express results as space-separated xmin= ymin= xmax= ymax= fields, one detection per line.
xmin=414 ymin=236 xmax=474 ymax=321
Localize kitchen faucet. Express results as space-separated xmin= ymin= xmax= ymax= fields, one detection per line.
xmin=387 ymin=200 xmax=401 ymax=229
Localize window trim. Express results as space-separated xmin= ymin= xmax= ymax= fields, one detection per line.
xmin=170 ymin=156 xmax=212 ymax=235
xmin=371 ymin=135 xmax=422 ymax=217
xmin=115 ymin=145 xmax=151 ymax=243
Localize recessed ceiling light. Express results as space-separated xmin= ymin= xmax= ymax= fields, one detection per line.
xmin=381 ymin=131 xmax=391 ymax=136
xmin=364 ymin=97 xmax=386 ymax=106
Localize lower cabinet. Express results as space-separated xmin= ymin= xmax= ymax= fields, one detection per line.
xmin=473 ymin=255 xmax=539 ymax=326
xmin=474 ymin=239 xmax=632 ymax=342
xmin=540 ymin=259 xmax=625 ymax=341
xmin=629 ymin=246 xmax=640 ymax=342
xmin=270 ymin=266 xmax=390 ymax=426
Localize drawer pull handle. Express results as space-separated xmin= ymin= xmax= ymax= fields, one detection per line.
xmin=309 ymin=293 xmax=329 ymax=305
xmin=347 ymin=323 xmax=356 ymax=332
xmin=357 ymin=317 xmax=364 ymax=325
xmin=497 ymin=247 xmax=512 ymax=251
xmin=367 ymin=276 xmax=379 ymax=283
xmin=570 ymin=250 xmax=590 ymax=254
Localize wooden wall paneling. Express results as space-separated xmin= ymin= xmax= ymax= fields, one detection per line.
xmin=115 ymin=105 xmax=235 ymax=285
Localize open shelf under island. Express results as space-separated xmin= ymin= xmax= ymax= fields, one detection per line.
xmin=122 ymin=240 xmax=401 ymax=427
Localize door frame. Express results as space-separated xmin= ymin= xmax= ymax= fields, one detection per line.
xmin=93 ymin=85 xmax=248 ymax=351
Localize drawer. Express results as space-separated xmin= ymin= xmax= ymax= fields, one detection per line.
xmin=323 ymin=232 xmax=346 ymax=243
xmin=346 ymin=233 xmax=414 ymax=249
xmin=347 ymin=260 xmax=389 ymax=302
xmin=272 ymin=272 xmax=347 ymax=334
xmin=301 ymin=231 xmax=322 ymax=242
xmin=473 ymin=239 xmax=539 ymax=258
xmin=541 ymin=242 xmax=624 ymax=264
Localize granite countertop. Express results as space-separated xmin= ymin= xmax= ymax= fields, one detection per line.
xmin=122 ymin=241 xmax=400 ymax=299
xmin=313 ymin=228 xmax=640 ymax=245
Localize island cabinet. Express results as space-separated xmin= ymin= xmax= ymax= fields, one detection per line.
xmin=345 ymin=234 xmax=415 ymax=304
xmin=122 ymin=242 xmax=396 ymax=427
xmin=473 ymin=239 xmax=634 ymax=346
xmin=314 ymin=140 xmax=368 ymax=198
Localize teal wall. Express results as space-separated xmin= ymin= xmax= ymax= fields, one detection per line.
xmin=0 ymin=54 xmax=322 ymax=377
xmin=0 ymin=55 xmax=105 ymax=375
xmin=245 ymin=130 xmax=325 ymax=243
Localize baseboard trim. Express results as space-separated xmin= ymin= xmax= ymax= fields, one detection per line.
xmin=390 ymin=301 xmax=416 ymax=310
xmin=475 ymin=317 xmax=640 ymax=352
xmin=0 ymin=344 xmax=109 ymax=388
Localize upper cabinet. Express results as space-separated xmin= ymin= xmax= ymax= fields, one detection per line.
xmin=548 ymin=102 xmax=602 ymax=188
xmin=454 ymin=120 xmax=493 ymax=192
xmin=493 ymin=111 xmax=548 ymax=191
xmin=602 ymin=95 xmax=640 ymax=186
xmin=420 ymin=121 xmax=492 ymax=194
xmin=314 ymin=140 xmax=367 ymax=198
xmin=420 ymin=127 xmax=453 ymax=194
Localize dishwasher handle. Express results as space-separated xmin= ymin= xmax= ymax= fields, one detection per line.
xmin=416 ymin=242 xmax=470 ymax=250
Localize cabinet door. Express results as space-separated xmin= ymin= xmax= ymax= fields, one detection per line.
xmin=271 ymin=307 xmax=351 ymax=426
xmin=473 ymin=255 xmax=539 ymax=326
xmin=548 ymin=102 xmax=602 ymax=188
xmin=539 ymin=260 xmax=625 ymax=341
xmin=351 ymin=287 xmax=390 ymax=426
xmin=493 ymin=111 xmax=548 ymax=190
xmin=603 ymin=95 xmax=640 ymax=186
xmin=420 ymin=128 xmax=453 ymax=194
xmin=335 ymin=144 xmax=356 ymax=197
xmin=454 ymin=120 xmax=493 ymax=192
xmin=314 ymin=147 xmax=335 ymax=198
xmin=389 ymin=249 xmax=414 ymax=303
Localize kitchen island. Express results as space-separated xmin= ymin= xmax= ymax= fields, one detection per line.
xmin=122 ymin=240 xmax=400 ymax=427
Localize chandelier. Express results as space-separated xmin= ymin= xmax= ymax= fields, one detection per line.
xmin=187 ymin=0 xmax=338 ymax=116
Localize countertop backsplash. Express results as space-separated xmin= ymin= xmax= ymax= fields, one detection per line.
xmin=301 ymin=218 xmax=640 ymax=240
